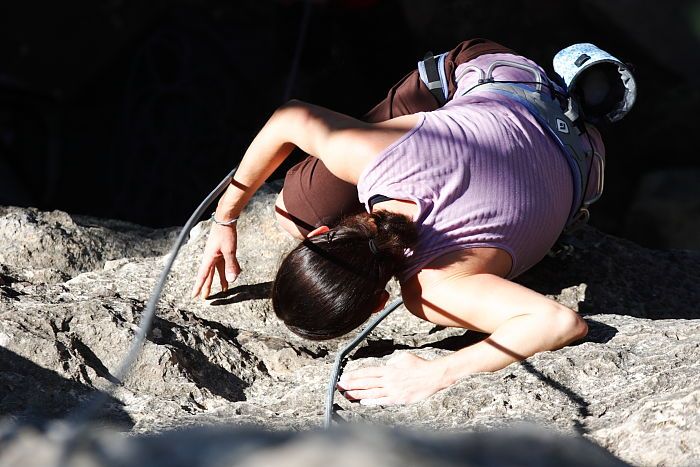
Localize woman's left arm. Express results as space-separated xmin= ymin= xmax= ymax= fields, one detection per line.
xmin=337 ymin=273 xmax=588 ymax=405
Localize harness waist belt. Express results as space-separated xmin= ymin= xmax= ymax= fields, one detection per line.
xmin=418 ymin=54 xmax=604 ymax=232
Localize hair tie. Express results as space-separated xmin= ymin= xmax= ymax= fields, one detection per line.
xmin=368 ymin=238 xmax=380 ymax=255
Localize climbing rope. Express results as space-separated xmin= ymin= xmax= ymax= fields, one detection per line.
xmin=53 ymin=166 xmax=239 ymax=466
xmin=324 ymin=298 xmax=403 ymax=428
xmin=49 ymin=3 xmax=350 ymax=462
xmin=61 ymin=0 xmax=317 ymax=435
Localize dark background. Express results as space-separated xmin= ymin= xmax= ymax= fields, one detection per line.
xmin=1 ymin=0 xmax=698 ymax=249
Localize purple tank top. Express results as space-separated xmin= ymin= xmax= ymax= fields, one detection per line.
xmin=357 ymin=53 xmax=605 ymax=282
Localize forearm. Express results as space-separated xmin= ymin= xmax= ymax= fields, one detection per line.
xmin=340 ymin=274 xmax=588 ymax=405
xmin=432 ymin=312 xmax=584 ymax=388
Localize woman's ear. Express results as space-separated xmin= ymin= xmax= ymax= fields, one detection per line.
xmin=306 ymin=225 xmax=330 ymax=238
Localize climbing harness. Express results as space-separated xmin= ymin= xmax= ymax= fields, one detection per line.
xmin=464 ymin=71 xmax=603 ymax=233
xmin=420 ymin=42 xmax=636 ymax=124
xmin=418 ymin=49 xmax=624 ymax=234
xmin=324 ymin=298 xmax=403 ymax=428
xmin=418 ymin=51 xmax=449 ymax=106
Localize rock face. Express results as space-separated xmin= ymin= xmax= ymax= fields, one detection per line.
xmin=0 ymin=206 xmax=179 ymax=283
xmin=1 ymin=185 xmax=699 ymax=466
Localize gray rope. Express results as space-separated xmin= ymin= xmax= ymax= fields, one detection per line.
xmin=324 ymin=298 xmax=404 ymax=428
xmin=54 ymin=166 xmax=239 ymax=465
xmin=53 ymin=3 xmax=315 ymax=459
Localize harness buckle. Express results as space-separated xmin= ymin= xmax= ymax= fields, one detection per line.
xmin=566 ymin=207 xmax=590 ymax=233
xmin=484 ymin=60 xmax=545 ymax=92
xmin=547 ymin=242 xmax=575 ymax=259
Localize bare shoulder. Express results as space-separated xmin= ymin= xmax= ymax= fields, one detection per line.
xmin=323 ymin=112 xmax=423 ymax=184
xmin=367 ymin=113 xmax=423 ymax=152
xmin=401 ymin=246 xmax=513 ymax=310
xmin=414 ymin=247 xmax=512 ymax=286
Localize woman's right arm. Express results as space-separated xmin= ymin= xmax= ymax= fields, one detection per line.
xmin=191 ymin=100 xmax=414 ymax=299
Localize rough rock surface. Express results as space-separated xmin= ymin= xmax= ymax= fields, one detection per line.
xmin=0 ymin=206 xmax=178 ymax=283
xmin=1 ymin=185 xmax=699 ymax=466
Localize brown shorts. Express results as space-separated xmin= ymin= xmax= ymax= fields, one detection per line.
xmin=282 ymin=38 xmax=514 ymax=233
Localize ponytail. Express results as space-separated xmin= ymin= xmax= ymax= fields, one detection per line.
xmin=335 ymin=210 xmax=417 ymax=279
xmin=367 ymin=210 xmax=418 ymax=272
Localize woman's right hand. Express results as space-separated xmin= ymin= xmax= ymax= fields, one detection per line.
xmin=191 ymin=223 xmax=241 ymax=300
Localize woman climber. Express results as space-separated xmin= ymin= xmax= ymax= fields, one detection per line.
xmin=190 ymin=39 xmax=636 ymax=406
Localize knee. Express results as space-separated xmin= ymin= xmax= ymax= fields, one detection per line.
xmin=550 ymin=306 xmax=588 ymax=344
xmin=275 ymin=190 xmax=307 ymax=240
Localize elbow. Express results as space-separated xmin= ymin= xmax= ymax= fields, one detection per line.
xmin=274 ymin=99 xmax=323 ymax=138
xmin=280 ymin=98 xmax=305 ymax=109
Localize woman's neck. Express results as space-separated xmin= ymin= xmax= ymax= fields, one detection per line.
xmin=372 ymin=199 xmax=419 ymax=222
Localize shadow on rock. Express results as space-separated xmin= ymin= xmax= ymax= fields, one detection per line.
xmin=148 ymin=317 xmax=247 ymax=402
xmin=583 ymin=319 xmax=618 ymax=344
xmin=0 ymin=347 xmax=133 ymax=428
xmin=352 ymin=339 xmax=413 ymax=359
xmin=517 ymin=227 xmax=700 ymax=319
xmin=209 ymin=281 xmax=273 ymax=306
xmin=352 ymin=331 xmax=489 ymax=360
xmin=519 ymin=360 xmax=591 ymax=435
xmin=420 ymin=321 xmax=614 ymax=349
xmin=352 ymin=327 xmax=608 ymax=437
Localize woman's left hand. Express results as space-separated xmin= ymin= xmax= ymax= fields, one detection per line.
xmin=337 ymin=352 xmax=448 ymax=406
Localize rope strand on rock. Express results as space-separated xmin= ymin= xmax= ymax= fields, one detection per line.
xmin=54 ymin=165 xmax=239 ymax=466
xmin=324 ymin=298 xmax=403 ymax=428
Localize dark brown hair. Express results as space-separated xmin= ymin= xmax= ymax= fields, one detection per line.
xmin=271 ymin=210 xmax=417 ymax=340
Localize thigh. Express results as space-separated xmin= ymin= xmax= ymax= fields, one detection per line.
xmin=363 ymin=69 xmax=440 ymax=123
xmin=279 ymin=156 xmax=364 ymax=236
xmin=363 ymin=38 xmax=514 ymax=123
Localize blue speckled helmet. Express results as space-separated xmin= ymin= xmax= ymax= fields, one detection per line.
xmin=553 ymin=43 xmax=637 ymax=123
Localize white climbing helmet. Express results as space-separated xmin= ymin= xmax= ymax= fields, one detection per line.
xmin=553 ymin=43 xmax=637 ymax=124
